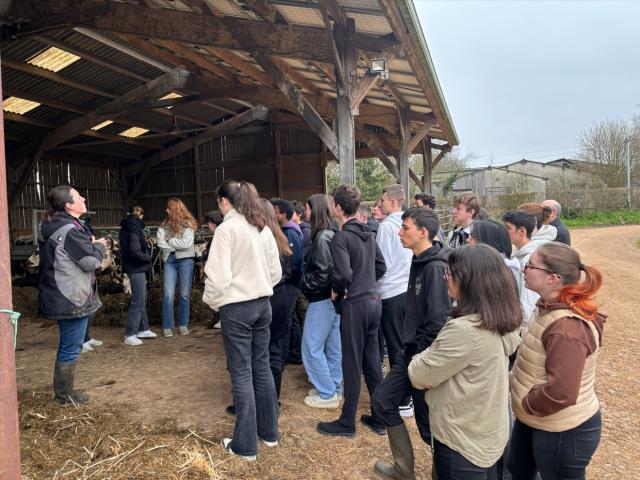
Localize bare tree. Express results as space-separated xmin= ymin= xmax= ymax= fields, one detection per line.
xmin=433 ymin=148 xmax=475 ymax=195
xmin=577 ymin=118 xmax=639 ymax=187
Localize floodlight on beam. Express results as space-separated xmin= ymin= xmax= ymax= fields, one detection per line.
xmin=370 ymin=58 xmax=388 ymax=80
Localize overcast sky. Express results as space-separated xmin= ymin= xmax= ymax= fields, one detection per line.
xmin=414 ymin=0 xmax=640 ymax=166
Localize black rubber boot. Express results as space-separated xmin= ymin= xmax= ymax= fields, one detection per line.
xmin=374 ymin=423 xmax=416 ymax=480
xmin=53 ymin=362 xmax=89 ymax=405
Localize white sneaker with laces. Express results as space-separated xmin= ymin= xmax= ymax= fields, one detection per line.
xmin=136 ymin=330 xmax=157 ymax=339
xmin=304 ymin=393 xmax=340 ymax=409
xmin=81 ymin=341 xmax=94 ymax=353
xmin=163 ymin=329 xmax=173 ymax=338
xmin=399 ymin=399 xmax=414 ymax=418
xmin=88 ymin=338 xmax=103 ymax=346
xmin=259 ymin=437 xmax=278 ymax=448
xmin=179 ymin=326 xmax=189 ymax=336
xmin=308 ymin=388 xmax=343 ymax=400
xmin=222 ymin=438 xmax=256 ymax=461
xmin=124 ymin=335 xmax=143 ymax=346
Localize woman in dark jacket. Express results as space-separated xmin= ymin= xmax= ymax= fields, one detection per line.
xmin=119 ymin=205 xmax=156 ymax=346
xmin=300 ymin=194 xmax=342 ymax=409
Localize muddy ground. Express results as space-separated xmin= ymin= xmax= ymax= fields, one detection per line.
xmin=13 ymin=225 xmax=640 ymax=479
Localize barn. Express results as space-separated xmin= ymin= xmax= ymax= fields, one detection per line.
xmin=0 ymin=1 xmax=458 ymax=475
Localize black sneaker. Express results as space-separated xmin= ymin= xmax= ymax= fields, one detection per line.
xmin=316 ymin=419 xmax=356 ymax=438
xmin=360 ymin=414 xmax=386 ymax=435
xmin=225 ymin=405 xmax=236 ymax=416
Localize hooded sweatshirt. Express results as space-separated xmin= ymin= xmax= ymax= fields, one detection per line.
xmin=38 ymin=211 xmax=105 ymax=320
xmin=119 ymin=215 xmax=152 ymax=274
xmin=404 ymin=242 xmax=451 ymax=352
xmin=330 ymin=219 xmax=386 ymax=305
xmin=376 ymin=211 xmax=413 ymax=299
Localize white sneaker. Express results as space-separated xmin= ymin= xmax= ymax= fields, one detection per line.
xmin=213 ymin=320 xmax=222 ymax=329
xmin=81 ymin=341 xmax=94 ymax=353
xmin=163 ymin=329 xmax=173 ymax=338
xmin=399 ymin=399 xmax=414 ymax=418
xmin=308 ymin=388 xmax=343 ymax=400
xmin=136 ymin=330 xmax=157 ymax=339
xmin=304 ymin=393 xmax=340 ymax=409
xmin=259 ymin=437 xmax=278 ymax=448
xmin=124 ymin=335 xmax=143 ymax=346
xmin=179 ymin=326 xmax=189 ymax=336
xmin=222 ymin=438 xmax=256 ymax=461
xmin=88 ymin=338 xmax=103 ymax=347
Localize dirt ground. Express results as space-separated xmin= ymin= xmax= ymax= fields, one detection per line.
xmin=13 ymin=225 xmax=640 ymax=479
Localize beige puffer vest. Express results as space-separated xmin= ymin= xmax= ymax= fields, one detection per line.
xmin=510 ymin=308 xmax=599 ymax=432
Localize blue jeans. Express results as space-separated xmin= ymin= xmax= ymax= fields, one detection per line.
xmin=126 ymin=272 xmax=150 ymax=336
xmin=301 ymin=299 xmax=342 ymax=399
xmin=57 ymin=316 xmax=90 ymax=363
xmin=508 ymin=411 xmax=601 ymax=480
xmin=220 ymin=297 xmax=279 ymax=457
xmin=162 ymin=254 xmax=195 ymax=329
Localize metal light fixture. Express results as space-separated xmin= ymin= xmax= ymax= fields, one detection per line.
xmin=370 ymin=58 xmax=388 ymax=80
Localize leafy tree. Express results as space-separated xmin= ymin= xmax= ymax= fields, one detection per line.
xmin=326 ymin=158 xmax=395 ymax=201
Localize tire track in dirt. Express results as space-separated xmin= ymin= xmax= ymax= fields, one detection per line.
xmin=574 ymin=225 xmax=640 ymax=479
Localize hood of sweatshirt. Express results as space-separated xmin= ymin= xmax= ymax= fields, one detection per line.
xmin=283 ymin=219 xmax=302 ymax=236
xmin=120 ymin=214 xmax=145 ymax=233
xmin=343 ymin=218 xmax=375 ymax=240
xmin=534 ymin=224 xmax=557 ymax=242
xmin=514 ymin=236 xmax=552 ymax=261
xmin=412 ymin=241 xmax=450 ymax=265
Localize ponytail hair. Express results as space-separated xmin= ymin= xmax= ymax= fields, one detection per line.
xmin=217 ymin=180 xmax=265 ymax=231
xmin=536 ymin=242 xmax=602 ymax=320
xmin=45 ymin=185 xmax=74 ymax=222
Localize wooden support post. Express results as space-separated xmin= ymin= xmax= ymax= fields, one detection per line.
xmin=275 ymin=129 xmax=284 ymax=197
xmin=398 ymin=108 xmax=411 ymax=204
xmin=193 ymin=146 xmax=204 ymax=224
xmin=335 ymin=18 xmax=356 ymax=184
xmin=422 ymin=137 xmax=433 ymax=194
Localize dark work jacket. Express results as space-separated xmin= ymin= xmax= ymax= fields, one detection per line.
xmin=330 ymin=219 xmax=386 ymax=307
xmin=301 ymin=228 xmax=335 ymax=302
xmin=404 ymin=241 xmax=452 ymax=353
xmin=299 ymin=221 xmax=312 ymax=253
xmin=119 ymin=215 xmax=152 ymax=274
xmin=282 ymin=221 xmax=304 ymax=287
xmin=38 ymin=212 xmax=105 ymax=320
xmin=550 ymin=217 xmax=571 ymax=246
xmin=274 ymin=252 xmax=293 ymax=292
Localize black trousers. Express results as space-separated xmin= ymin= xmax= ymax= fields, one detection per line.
xmin=269 ymin=285 xmax=297 ymax=398
xmin=507 ymin=411 xmax=601 ymax=480
xmin=433 ymin=440 xmax=497 ymax=480
xmin=286 ymin=286 xmax=303 ymax=363
xmin=371 ymin=351 xmax=432 ymax=443
xmin=380 ymin=293 xmax=407 ymax=369
xmin=339 ymin=297 xmax=383 ymax=428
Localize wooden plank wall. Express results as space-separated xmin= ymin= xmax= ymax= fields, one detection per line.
xmin=9 ymin=157 xmax=124 ymax=238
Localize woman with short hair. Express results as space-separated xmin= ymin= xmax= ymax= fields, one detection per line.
xmin=157 ymin=198 xmax=197 ymax=337
xmin=119 ymin=205 xmax=156 ymax=346
xmin=203 ymin=180 xmax=282 ymax=461
xmin=408 ymin=244 xmax=522 ymax=479
xmin=508 ymin=242 xmax=605 ymax=479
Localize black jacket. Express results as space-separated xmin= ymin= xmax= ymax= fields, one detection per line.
xmin=366 ymin=218 xmax=379 ymax=237
xmin=274 ymin=253 xmax=293 ymax=291
xmin=404 ymin=241 xmax=451 ymax=354
xmin=300 ymin=221 xmax=312 ymax=252
xmin=330 ymin=219 xmax=386 ymax=305
xmin=119 ymin=215 xmax=152 ymax=274
xmin=38 ymin=212 xmax=105 ymax=320
xmin=301 ymin=228 xmax=335 ymax=302
xmin=550 ymin=217 xmax=571 ymax=246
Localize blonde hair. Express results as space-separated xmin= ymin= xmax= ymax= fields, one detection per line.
xmin=162 ymin=198 xmax=198 ymax=235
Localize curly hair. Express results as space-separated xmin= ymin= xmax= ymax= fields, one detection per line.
xmin=162 ymin=198 xmax=198 ymax=235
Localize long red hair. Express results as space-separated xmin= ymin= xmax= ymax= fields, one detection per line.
xmin=537 ymin=243 xmax=602 ymax=320
xmin=162 ymin=198 xmax=198 ymax=235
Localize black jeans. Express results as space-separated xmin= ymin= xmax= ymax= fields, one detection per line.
xmin=434 ymin=440 xmax=497 ymax=480
xmin=339 ymin=297 xmax=383 ymax=428
xmin=220 ymin=297 xmax=279 ymax=456
xmin=371 ymin=351 xmax=431 ymax=443
xmin=269 ymin=285 xmax=295 ymax=398
xmin=380 ymin=293 xmax=406 ymax=369
xmin=507 ymin=411 xmax=601 ymax=480
xmin=286 ymin=286 xmax=303 ymax=363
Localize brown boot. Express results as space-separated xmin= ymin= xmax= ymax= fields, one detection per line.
xmin=53 ymin=362 xmax=89 ymax=405
xmin=374 ymin=423 xmax=416 ymax=480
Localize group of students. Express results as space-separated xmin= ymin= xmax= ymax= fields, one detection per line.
xmin=37 ymin=182 xmax=605 ymax=479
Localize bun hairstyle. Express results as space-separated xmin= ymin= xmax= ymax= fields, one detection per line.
xmin=217 ymin=180 xmax=265 ymax=231
xmin=536 ymin=242 xmax=602 ymax=320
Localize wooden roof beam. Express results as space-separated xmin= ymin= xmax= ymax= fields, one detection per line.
xmin=350 ymin=50 xmax=396 ymax=112
xmin=407 ymin=119 xmax=438 ymax=153
xmin=156 ymin=40 xmax=236 ymax=82
xmin=317 ymin=0 xmax=349 ymax=30
xmin=206 ymin=48 xmax=273 ymax=87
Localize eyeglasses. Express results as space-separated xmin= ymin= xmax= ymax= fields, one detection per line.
xmin=523 ymin=263 xmax=554 ymax=275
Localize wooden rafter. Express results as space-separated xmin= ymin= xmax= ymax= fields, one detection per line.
xmin=157 ymin=40 xmax=236 ymax=82
xmin=206 ymin=48 xmax=273 ymax=86
xmin=317 ymin=0 xmax=349 ymax=30
xmin=270 ymin=57 xmax=319 ymax=95
xmin=349 ymin=50 xmax=396 ymax=112
xmin=407 ymin=119 xmax=437 ymax=153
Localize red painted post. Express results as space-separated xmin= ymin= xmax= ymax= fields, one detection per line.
xmin=0 ymin=54 xmax=23 ymax=479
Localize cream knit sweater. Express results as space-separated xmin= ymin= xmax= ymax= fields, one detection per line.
xmin=203 ymin=209 xmax=282 ymax=311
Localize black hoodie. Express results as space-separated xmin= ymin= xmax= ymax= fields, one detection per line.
xmin=404 ymin=241 xmax=452 ymax=354
xmin=330 ymin=219 xmax=386 ymax=305
xmin=119 ymin=215 xmax=152 ymax=274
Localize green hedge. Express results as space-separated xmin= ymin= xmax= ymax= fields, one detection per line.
xmin=564 ymin=210 xmax=640 ymax=228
